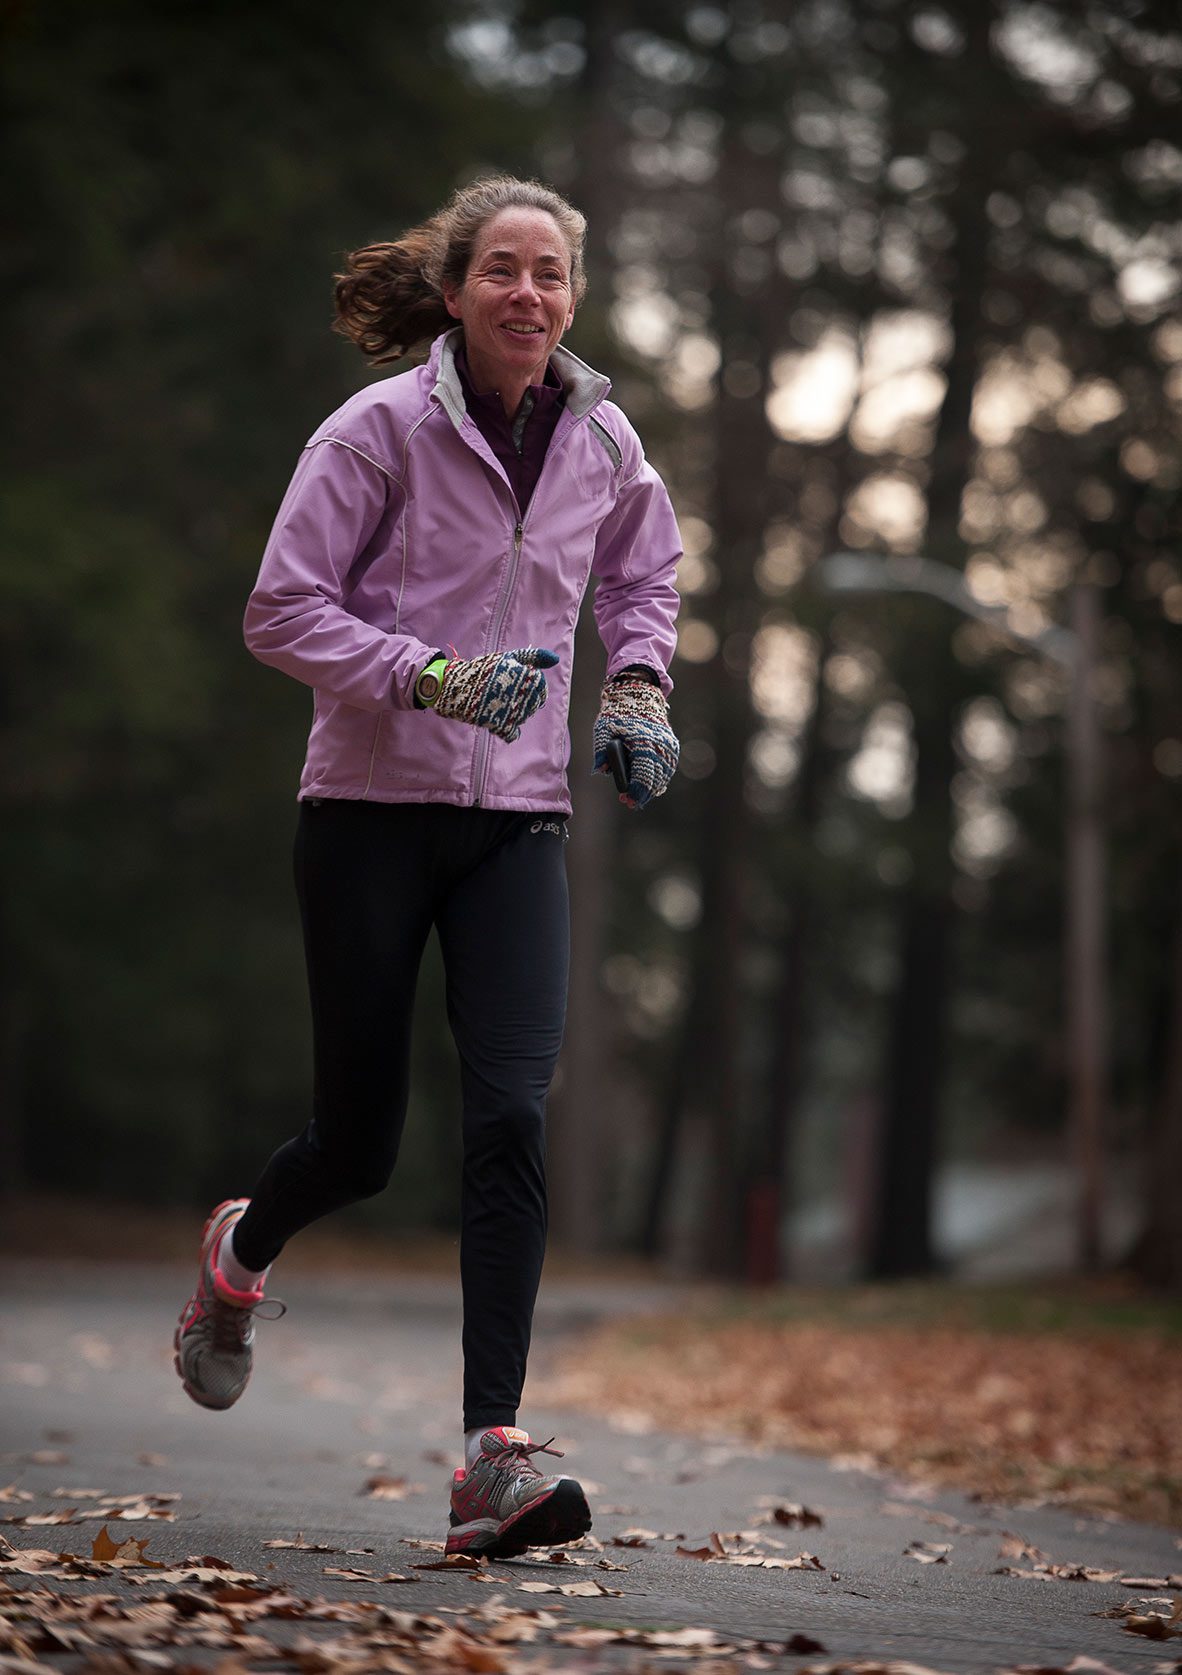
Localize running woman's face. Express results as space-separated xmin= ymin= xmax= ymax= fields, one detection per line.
xmin=444 ymin=208 xmax=575 ymax=394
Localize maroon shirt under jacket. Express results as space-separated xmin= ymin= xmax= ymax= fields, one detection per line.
xmin=455 ymin=343 xmax=566 ymax=516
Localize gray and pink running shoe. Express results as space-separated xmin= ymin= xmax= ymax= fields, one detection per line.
xmin=445 ymin=1427 xmax=591 ymax=1558
xmin=174 ymin=1199 xmax=283 ymax=1411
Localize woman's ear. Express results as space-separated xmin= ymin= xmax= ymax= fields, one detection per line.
xmin=443 ymin=287 xmax=464 ymax=321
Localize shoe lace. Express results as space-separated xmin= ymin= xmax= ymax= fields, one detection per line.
xmin=496 ymin=1436 xmax=563 ymax=1482
xmin=209 ymin=1294 xmax=286 ymax=1353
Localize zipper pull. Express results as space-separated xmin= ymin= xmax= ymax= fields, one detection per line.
xmin=515 ymin=522 xmax=523 ymax=548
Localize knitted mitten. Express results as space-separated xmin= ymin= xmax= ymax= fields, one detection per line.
xmin=435 ymin=647 xmax=559 ymax=743
xmin=592 ymin=671 xmax=679 ymax=808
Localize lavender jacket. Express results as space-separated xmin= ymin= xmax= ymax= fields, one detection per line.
xmin=244 ymin=330 xmax=682 ymax=813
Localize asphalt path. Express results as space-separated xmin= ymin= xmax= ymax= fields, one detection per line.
xmin=2 ymin=1259 xmax=1178 ymax=1673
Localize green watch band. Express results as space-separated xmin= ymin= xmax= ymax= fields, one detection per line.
xmin=415 ymin=656 xmax=449 ymax=708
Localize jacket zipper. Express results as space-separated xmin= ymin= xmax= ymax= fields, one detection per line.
xmin=464 ymin=413 xmax=585 ymax=807
xmin=473 ymin=516 xmax=524 ymax=806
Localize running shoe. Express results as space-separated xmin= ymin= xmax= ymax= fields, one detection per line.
xmin=445 ymin=1426 xmax=591 ymax=1558
xmin=173 ymin=1199 xmax=283 ymax=1411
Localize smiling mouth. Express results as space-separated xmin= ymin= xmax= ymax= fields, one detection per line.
xmin=501 ymin=323 xmax=545 ymax=335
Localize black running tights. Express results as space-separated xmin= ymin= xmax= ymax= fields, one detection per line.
xmin=232 ymin=799 xmax=570 ymax=1431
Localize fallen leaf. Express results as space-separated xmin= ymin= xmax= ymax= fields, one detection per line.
xmin=785 ymin=1631 xmax=827 ymax=1652
xmin=640 ymin=1627 xmax=732 ymax=1648
xmin=411 ymin=1554 xmax=488 ymax=1573
xmin=360 ymin=1475 xmax=425 ymax=1500
xmin=321 ymin=1565 xmax=414 ymax=1584
xmin=88 ymin=1528 xmax=161 ymax=1566
xmin=905 ymin=1541 xmax=952 ymax=1564
xmin=0 ymin=1489 xmax=33 ymax=1506
xmin=0 ymin=1537 xmax=75 ymax=1575
xmin=124 ymin=1565 xmax=259 ymax=1585
xmin=771 ymin=1502 xmax=824 ymax=1528
xmin=999 ymin=1532 xmax=1051 ymax=1563
xmin=1 ymin=1511 xmax=79 ymax=1528
xmin=518 ymin=1578 xmax=621 ymax=1598
xmin=1124 ymin=1615 xmax=1178 ymax=1641
xmin=262 ymin=1535 xmax=340 ymax=1553
xmin=1006 ymin=1660 xmax=1126 ymax=1674
xmin=996 ymin=1562 xmax=1123 ymax=1583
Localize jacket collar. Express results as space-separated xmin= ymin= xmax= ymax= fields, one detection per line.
xmin=429 ymin=329 xmax=610 ymax=429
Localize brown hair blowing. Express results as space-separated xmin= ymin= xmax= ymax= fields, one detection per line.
xmin=333 ymin=175 xmax=588 ymax=366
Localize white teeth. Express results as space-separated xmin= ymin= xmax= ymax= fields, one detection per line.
xmin=503 ymin=324 xmax=542 ymax=334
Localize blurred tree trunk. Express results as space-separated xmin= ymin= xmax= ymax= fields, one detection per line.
xmin=694 ymin=36 xmax=787 ymax=1279
xmin=546 ymin=0 xmax=624 ymax=1252
xmin=1130 ymin=871 xmax=1182 ymax=1290
xmin=865 ymin=3 xmax=996 ymax=1279
xmin=743 ymin=628 xmax=833 ymax=1282
xmin=0 ymin=908 xmax=24 ymax=1202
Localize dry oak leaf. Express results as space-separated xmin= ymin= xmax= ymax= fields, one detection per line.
xmin=754 ymin=1498 xmax=824 ymax=1529
xmin=411 ymin=1554 xmax=488 ymax=1574
xmin=677 ymin=1533 xmax=824 ymax=1570
xmin=1004 ymin=1660 xmax=1126 ymax=1674
xmin=517 ymin=1578 xmax=622 ymax=1597
xmin=998 ymin=1532 xmax=1051 ymax=1564
xmin=321 ymin=1565 xmax=415 ymax=1585
xmin=0 ymin=1540 xmax=76 ymax=1577
xmin=905 ymin=1541 xmax=952 ymax=1565
xmin=1124 ymin=1615 xmax=1179 ymax=1642
xmin=795 ymin=1664 xmax=955 ymax=1675
xmin=0 ymin=1489 xmax=33 ymax=1506
xmin=85 ymin=1502 xmax=178 ymax=1524
xmin=124 ymin=1564 xmax=259 ymax=1585
xmin=1119 ymin=1598 xmax=1182 ymax=1642
xmin=262 ymin=1535 xmax=340 ymax=1553
xmin=360 ymin=1475 xmax=425 ymax=1500
xmin=996 ymin=1563 xmax=1121 ymax=1583
xmin=1 ymin=1511 xmax=80 ymax=1528
xmin=89 ymin=1528 xmax=160 ymax=1565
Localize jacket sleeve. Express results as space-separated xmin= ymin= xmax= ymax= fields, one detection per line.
xmin=243 ymin=439 xmax=435 ymax=712
xmin=590 ymin=442 xmax=682 ymax=696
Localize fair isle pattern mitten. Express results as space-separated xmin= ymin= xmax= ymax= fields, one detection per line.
xmin=435 ymin=647 xmax=560 ymax=743
xmin=592 ymin=671 xmax=679 ymax=808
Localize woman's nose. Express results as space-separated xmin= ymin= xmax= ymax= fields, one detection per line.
xmin=510 ymin=270 xmax=540 ymax=302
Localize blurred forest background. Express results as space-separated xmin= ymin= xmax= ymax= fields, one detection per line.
xmin=3 ymin=0 xmax=1180 ymax=1288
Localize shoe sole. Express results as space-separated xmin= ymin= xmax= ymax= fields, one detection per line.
xmin=447 ymin=1478 xmax=592 ymax=1560
xmin=174 ymin=1200 xmax=251 ymax=1412
xmin=172 ymin=1329 xmax=246 ymax=1412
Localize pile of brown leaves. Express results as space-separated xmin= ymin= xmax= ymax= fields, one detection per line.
xmin=544 ymin=1314 xmax=1182 ymax=1524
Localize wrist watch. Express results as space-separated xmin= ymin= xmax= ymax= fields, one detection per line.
xmin=415 ymin=655 xmax=449 ymax=708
